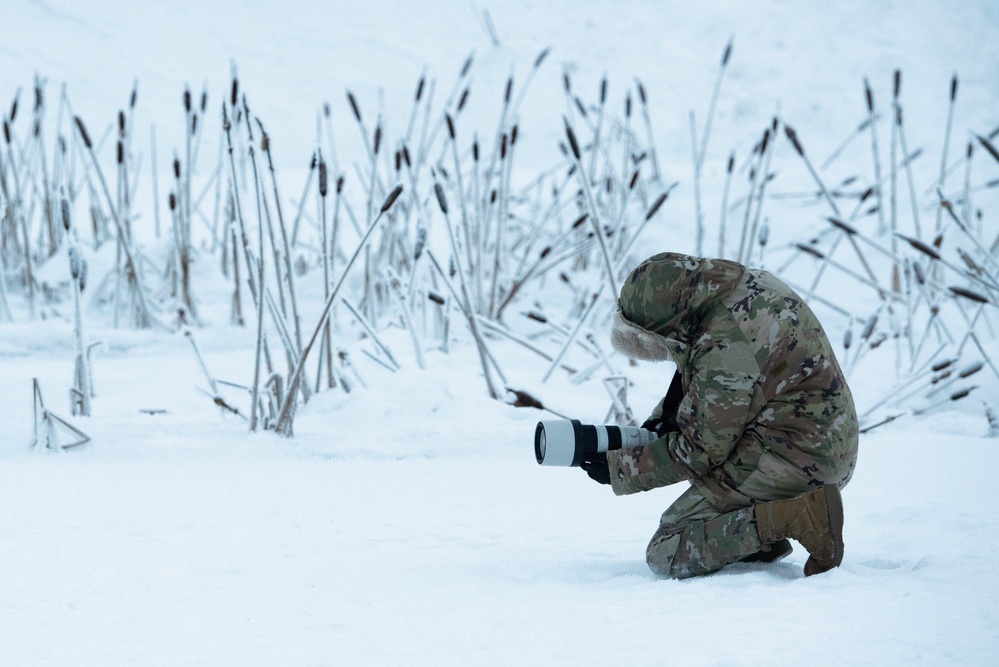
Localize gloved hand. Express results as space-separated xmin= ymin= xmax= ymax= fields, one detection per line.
xmin=580 ymin=452 xmax=611 ymax=485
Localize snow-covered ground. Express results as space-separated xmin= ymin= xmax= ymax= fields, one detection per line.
xmin=2 ymin=1 xmax=999 ymax=664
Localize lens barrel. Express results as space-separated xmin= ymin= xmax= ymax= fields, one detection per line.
xmin=534 ymin=420 xmax=658 ymax=466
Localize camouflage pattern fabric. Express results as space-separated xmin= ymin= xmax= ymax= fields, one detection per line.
xmin=646 ymin=486 xmax=763 ymax=579
xmin=607 ymin=253 xmax=859 ymax=576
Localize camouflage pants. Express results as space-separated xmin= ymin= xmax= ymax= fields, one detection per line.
xmin=646 ymin=485 xmax=763 ymax=579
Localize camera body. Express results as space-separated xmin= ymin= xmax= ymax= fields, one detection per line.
xmin=534 ymin=419 xmax=659 ymax=466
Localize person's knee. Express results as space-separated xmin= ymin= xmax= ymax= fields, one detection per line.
xmin=646 ymin=526 xmax=690 ymax=579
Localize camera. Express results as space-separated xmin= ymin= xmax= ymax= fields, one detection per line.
xmin=534 ymin=420 xmax=658 ymax=466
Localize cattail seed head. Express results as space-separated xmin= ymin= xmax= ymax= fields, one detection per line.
xmin=864 ymin=78 xmax=874 ymax=112
xmin=472 ymin=139 xmax=479 ymax=161
xmin=434 ymin=182 xmax=448 ymax=215
xmin=130 ymin=81 xmax=138 ymax=108
xmin=645 ymin=191 xmax=669 ymax=221
xmin=727 ymin=153 xmax=735 ymax=173
xmin=373 ymin=125 xmax=381 ymax=154
xmin=336 ymin=176 xmax=344 ymax=194
xmin=184 ymin=88 xmax=191 ymax=113
xmin=347 ymin=91 xmax=361 ymax=122
xmin=843 ymin=328 xmax=853 ymax=350
xmin=629 ymin=170 xmax=639 ymax=190
xmin=564 ymin=121 xmax=581 ymax=160
xmin=571 ymin=214 xmax=588 ymax=229
xmin=427 ymin=291 xmax=444 ymax=305
xmin=458 ymin=87 xmax=470 ymax=112
xmin=69 ymin=246 xmax=81 ymax=280
xmin=414 ymin=227 xmax=427 ymax=260
xmin=500 ymin=133 xmax=508 ymax=159
xmin=415 ymin=76 xmax=425 ymax=102
xmin=402 ymin=145 xmax=411 ymax=167
xmin=173 ymin=157 xmax=181 ymax=179
xmin=599 ymin=76 xmax=607 ymax=104
xmin=950 ymin=286 xmax=989 ymax=304
xmin=34 ymin=83 xmax=42 ymax=111
xmin=460 ymin=52 xmax=474 ymax=78
xmin=446 ymin=114 xmax=456 ymax=140
xmin=505 ymin=77 xmax=513 ymax=104
xmin=169 ymin=192 xmax=177 ymax=211
xmin=74 ymin=116 xmax=92 ymax=148
xmin=796 ymin=243 xmax=825 ymax=260
xmin=950 ymin=74 xmax=958 ymax=102
xmin=533 ymin=47 xmax=550 ymax=69
xmin=539 ymin=247 xmax=551 ymax=259
xmin=894 ymin=70 xmax=901 ymax=99
xmin=722 ymin=39 xmax=733 ymax=66
xmin=784 ymin=125 xmax=804 ymax=156
xmin=563 ymin=71 xmax=571 ymax=94
xmin=511 ymin=125 xmax=518 ymax=145
xmin=636 ymin=80 xmax=647 ymax=104
xmin=117 ymin=140 xmax=124 ymax=165
xmin=394 ymin=150 xmax=401 ymax=172
xmin=2 ymin=119 xmax=8 ymax=145
xmin=118 ymin=110 xmax=126 ymax=136
xmin=61 ymin=198 xmax=71 ymax=231
xmin=318 ymin=160 xmax=328 ymax=197
xmin=380 ymin=185 xmax=403 ymax=213
xmin=490 ymin=189 xmax=497 ymax=204
xmin=231 ymin=78 xmax=239 ymax=106
xmin=33 ymin=119 xmax=40 ymax=138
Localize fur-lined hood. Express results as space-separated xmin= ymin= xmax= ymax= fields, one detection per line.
xmin=611 ymin=253 xmax=746 ymax=362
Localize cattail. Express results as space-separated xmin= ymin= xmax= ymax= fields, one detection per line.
xmin=599 ymin=76 xmax=607 ymax=104
xmin=843 ymin=328 xmax=853 ymax=350
xmin=625 ymin=94 xmax=632 ymax=118
xmin=169 ymin=193 xmax=177 ymax=211
xmin=173 ymin=157 xmax=181 ymax=179
xmin=894 ymin=70 xmax=901 ymax=99
xmin=511 ymin=125 xmax=518 ymax=145
xmin=434 ymin=182 xmax=448 ymax=214
xmin=259 ymin=130 xmax=267 ymax=151
xmin=231 ymin=77 xmax=239 ymax=106
xmin=864 ymin=78 xmax=874 ymax=113
xmin=130 ymin=81 xmax=138 ymax=108
xmin=34 ymin=82 xmax=42 ymax=110
xmin=636 ymin=80 xmax=647 ymax=105
xmin=380 ymin=185 xmax=403 ymax=213
xmin=949 ymin=286 xmax=989 ymax=304
xmin=722 ymin=39 xmax=733 ymax=65
xmin=563 ymin=71 xmax=571 ymax=94
xmin=539 ymin=246 xmax=551 ymax=259
xmin=32 ymin=119 xmax=40 ymax=138
xmin=571 ymin=214 xmax=589 ymax=229
xmin=533 ymin=47 xmax=551 ymax=69
xmin=950 ymin=74 xmax=958 ymax=102
xmin=527 ymin=311 xmax=547 ymax=323
xmin=976 ymin=134 xmax=999 ymax=164
xmin=446 ymin=114 xmax=456 ymax=140
xmin=490 ymin=189 xmax=497 ymax=204
xmin=61 ymin=198 xmax=71 ymax=231
xmin=2 ymin=119 xmax=8 ymax=145
xmin=784 ymin=125 xmax=804 ymax=156
xmin=505 ymin=77 xmax=513 ymax=104
xmin=827 ymin=217 xmax=858 ymax=235
xmin=117 ymin=140 xmax=124 ymax=164
xmin=318 ymin=160 xmax=328 ymax=198
xmin=74 ymin=116 xmax=92 ymax=148
xmin=394 ymin=150 xmax=401 ymax=172
xmin=460 ymin=52 xmax=474 ymax=78
xmin=645 ymin=191 xmax=669 ymax=220
xmin=200 ymin=90 xmax=207 ymax=112
xmin=472 ymin=140 xmax=479 ymax=161
xmin=427 ymin=291 xmax=444 ymax=305
xmin=897 ymin=234 xmax=941 ymax=260
xmin=373 ymin=125 xmax=381 ymax=154
xmin=9 ymin=92 xmax=18 ymax=121
xmin=415 ymin=76 xmax=425 ymax=101
xmin=347 ymin=91 xmax=362 ymax=122
xmin=951 ymin=387 xmax=975 ymax=402
xmin=574 ymin=97 xmax=587 ymax=117
xmin=323 ymin=102 xmax=331 ymax=118
xmin=500 ymin=133 xmax=508 ymax=159
xmin=402 ymin=145 xmax=411 ymax=167
xmin=629 ymin=170 xmax=640 ymax=190
xmin=564 ymin=121 xmax=581 ymax=160
xmin=69 ymin=246 xmax=81 ymax=280
xmin=932 ymin=359 xmax=955 ymax=372
xmin=118 ymin=110 xmax=126 ymax=137
xmin=458 ymin=88 xmax=470 ymax=111
xmin=184 ymin=88 xmax=191 ymax=113
xmin=336 ymin=176 xmax=344 ymax=194
xmin=414 ymin=228 xmax=427 ymax=260
xmin=796 ymin=243 xmax=825 ymax=260
xmin=960 ymin=362 xmax=985 ymax=379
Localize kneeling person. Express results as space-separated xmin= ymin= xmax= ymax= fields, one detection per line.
xmin=586 ymin=253 xmax=858 ymax=578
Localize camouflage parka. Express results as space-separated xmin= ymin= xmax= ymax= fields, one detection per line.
xmin=607 ymin=253 xmax=859 ymax=511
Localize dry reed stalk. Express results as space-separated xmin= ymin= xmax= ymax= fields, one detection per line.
xmin=689 ymin=111 xmax=705 ymax=255
xmin=718 ymin=153 xmax=735 ymax=257
xmin=275 ymin=185 xmax=403 ymax=435
xmin=433 ymin=180 xmax=500 ymax=398
xmin=634 ymin=79 xmax=661 ymax=182
xmin=863 ymin=79 xmax=887 ymax=236
xmin=935 ymin=75 xmax=958 ymax=234
xmin=541 ymin=286 xmax=605 ymax=383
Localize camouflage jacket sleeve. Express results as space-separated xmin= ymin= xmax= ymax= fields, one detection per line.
xmin=609 ymin=322 xmax=761 ymax=495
